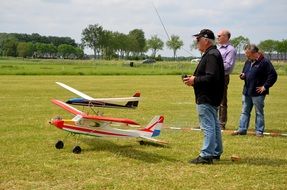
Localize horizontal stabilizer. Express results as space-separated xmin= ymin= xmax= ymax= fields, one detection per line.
xmin=124 ymin=92 xmax=140 ymax=108
xmin=139 ymin=136 xmax=168 ymax=145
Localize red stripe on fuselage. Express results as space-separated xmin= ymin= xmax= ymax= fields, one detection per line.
xmin=82 ymin=115 xmax=139 ymax=125
xmin=61 ymin=124 xmax=129 ymax=137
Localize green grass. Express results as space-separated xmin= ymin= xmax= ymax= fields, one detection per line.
xmin=1 ymin=58 xmax=287 ymax=75
xmin=1 ymin=75 xmax=287 ymax=189
xmin=0 ymin=58 xmax=196 ymax=75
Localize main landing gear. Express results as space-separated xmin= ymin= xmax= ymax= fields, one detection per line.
xmin=55 ymin=135 xmax=82 ymax=154
xmin=55 ymin=140 xmax=82 ymax=154
xmin=55 ymin=140 xmax=64 ymax=149
xmin=72 ymin=146 xmax=81 ymax=154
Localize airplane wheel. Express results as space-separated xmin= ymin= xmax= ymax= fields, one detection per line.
xmin=55 ymin=140 xmax=64 ymax=149
xmin=73 ymin=146 xmax=81 ymax=154
xmin=139 ymin=140 xmax=146 ymax=145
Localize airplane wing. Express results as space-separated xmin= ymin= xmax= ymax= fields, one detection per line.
xmin=56 ymin=82 xmax=94 ymax=100
xmin=56 ymin=82 xmax=140 ymax=103
xmin=51 ymin=99 xmax=140 ymax=125
xmin=51 ymin=99 xmax=85 ymax=115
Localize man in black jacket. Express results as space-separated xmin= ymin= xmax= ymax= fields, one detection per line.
xmin=183 ymin=29 xmax=225 ymax=164
xmin=232 ymin=44 xmax=277 ymax=137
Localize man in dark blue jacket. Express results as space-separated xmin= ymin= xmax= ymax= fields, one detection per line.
xmin=232 ymin=44 xmax=277 ymax=137
xmin=183 ymin=29 xmax=224 ymax=164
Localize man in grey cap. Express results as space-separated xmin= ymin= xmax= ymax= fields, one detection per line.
xmin=183 ymin=29 xmax=225 ymax=164
xmin=232 ymin=44 xmax=277 ymax=137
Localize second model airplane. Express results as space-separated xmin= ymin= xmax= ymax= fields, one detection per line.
xmin=49 ymin=82 xmax=166 ymax=154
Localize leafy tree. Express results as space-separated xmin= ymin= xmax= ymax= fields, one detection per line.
xmin=101 ymin=30 xmax=116 ymax=59
xmin=230 ymin=36 xmax=249 ymax=60
xmin=30 ymin=33 xmax=43 ymax=43
xmin=128 ymin=29 xmax=146 ymax=58
xmin=2 ymin=37 xmax=18 ymax=56
xmin=32 ymin=43 xmax=57 ymax=58
xmin=122 ymin=34 xmax=134 ymax=59
xmin=81 ymin=24 xmax=104 ymax=59
xmin=50 ymin=36 xmax=76 ymax=47
xmin=126 ymin=34 xmax=138 ymax=58
xmin=276 ymin=40 xmax=287 ymax=60
xmin=147 ymin=35 xmax=164 ymax=58
xmin=17 ymin=42 xmax=34 ymax=58
xmin=58 ymin=44 xmax=77 ymax=59
xmin=258 ymin=39 xmax=277 ymax=59
xmin=10 ymin=33 xmax=76 ymax=47
xmin=166 ymin=35 xmax=183 ymax=60
xmin=75 ymin=47 xmax=84 ymax=59
xmin=113 ymin=32 xmax=127 ymax=59
xmin=45 ymin=44 xmax=57 ymax=58
xmin=34 ymin=43 xmax=46 ymax=58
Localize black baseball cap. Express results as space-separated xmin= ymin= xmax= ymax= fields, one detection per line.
xmin=193 ymin=29 xmax=215 ymax=40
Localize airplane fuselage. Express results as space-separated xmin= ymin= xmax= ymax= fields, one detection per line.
xmin=50 ymin=118 xmax=147 ymax=138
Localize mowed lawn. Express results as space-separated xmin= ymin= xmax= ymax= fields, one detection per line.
xmin=0 ymin=75 xmax=286 ymax=190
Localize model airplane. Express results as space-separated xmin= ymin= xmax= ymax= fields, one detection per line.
xmin=56 ymin=82 xmax=140 ymax=109
xmin=50 ymin=100 xmax=165 ymax=153
xmin=49 ymin=83 xmax=166 ymax=154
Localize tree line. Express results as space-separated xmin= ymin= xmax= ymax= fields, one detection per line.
xmin=1 ymin=25 xmax=287 ymax=60
xmin=0 ymin=33 xmax=84 ymax=59
xmin=230 ymin=36 xmax=287 ymax=61
xmin=81 ymin=25 xmax=287 ymax=61
xmin=81 ymin=24 xmax=183 ymax=60
xmin=0 ymin=24 xmax=184 ymax=60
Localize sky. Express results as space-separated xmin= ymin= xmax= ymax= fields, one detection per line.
xmin=1 ymin=0 xmax=286 ymax=57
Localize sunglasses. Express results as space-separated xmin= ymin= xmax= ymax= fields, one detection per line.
xmin=196 ymin=37 xmax=202 ymax=42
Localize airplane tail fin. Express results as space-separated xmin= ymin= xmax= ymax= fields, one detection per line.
xmin=141 ymin=116 xmax=164 ymax=137
xmin=125 ymin=92 xmax=140 ymax=108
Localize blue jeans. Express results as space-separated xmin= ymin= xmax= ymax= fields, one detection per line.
xmin=238 ymin=95 xmax=265 ymax=134
xmin=197 ymin=104 xmax=223 ymax=157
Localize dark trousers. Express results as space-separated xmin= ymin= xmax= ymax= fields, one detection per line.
xmin=219 ymin=75 xmax=230 ymax=129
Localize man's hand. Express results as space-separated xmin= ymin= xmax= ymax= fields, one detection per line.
xmin=183 ymin=76 xmax=195 ymax=86
xmin=239 ymin=73 xmax=245 ymax=80
xmin=256 ymin=86 xmax=266 ymax=94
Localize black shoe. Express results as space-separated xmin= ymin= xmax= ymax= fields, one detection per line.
xmin=231 ymin=131 xmax=247 ymax=136
xmin=189 ymin=156 xmax=213 ymax=164
xmin=213 ymin=155 xmax=221 ymax=161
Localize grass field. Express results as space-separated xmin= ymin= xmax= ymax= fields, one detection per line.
xmin=1 ymin=57 xmax=287 ymax=75
xmin=1 ymin=74 xmax=287 ymax=189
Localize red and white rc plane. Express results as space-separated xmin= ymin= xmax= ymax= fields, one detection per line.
xmin=49 ymin=82 xmax=165 ymax=154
